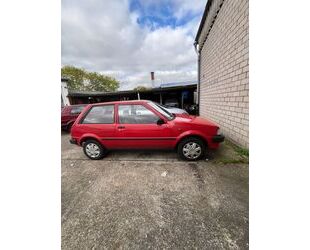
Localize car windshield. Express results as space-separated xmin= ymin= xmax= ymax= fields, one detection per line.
xmin=148 ymin=102 xmax=175 ymax=121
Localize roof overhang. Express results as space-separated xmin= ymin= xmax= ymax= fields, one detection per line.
xmin=194 ymin=0 xmax=224 ymax=51
xmin=195 ymin=0 xmax=213 ymax=44
xmin=68 ymin=84 xmax=197 ymax=98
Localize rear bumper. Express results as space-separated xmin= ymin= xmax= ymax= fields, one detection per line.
xmin=69 ymin=138 xmax=78 ymax=145
xmin=212 ymin=134 xmax=225 ymax=143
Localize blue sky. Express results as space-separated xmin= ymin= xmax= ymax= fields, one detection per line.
xmin=129 ymin=0 xmax=199 ymax=30
xmin=62 ymin=0 xmax=205 ymax=90
xmin=129 ymin=0 xmax=203 ymax=31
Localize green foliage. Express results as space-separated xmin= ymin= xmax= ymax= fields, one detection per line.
xmin=86 ymin=71 xmax=119 ymax=92
xmin=61 ymin=66 xmax=85 ymax=90
xmin=213 ymin=158 xmax=248 ymax=164
xmin=212 ymin=140 xmax=249 ymax=164
xmin=61 ymin=65 xmax=119 ymax=92
xmin=235 ymin=147 xmax=249 ymax=157
xmin=133 ymin=86 xmax=150 ymax=91
xmin=225 ymin=139 xmax=249 ymax=157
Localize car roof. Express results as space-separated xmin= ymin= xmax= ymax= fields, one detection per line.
xmin=63 ymin=104 xmax=87 ymax=107
xmin=62 ymin=104 xmax=87 ymax=109
xmin=90 ymin=100 xmax=150 ymax=106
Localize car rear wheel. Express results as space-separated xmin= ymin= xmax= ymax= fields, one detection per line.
xmin=177 ymin=137 xmax=206 ymax=161
xmin=83 ymin=140 xmax=106 ymax=160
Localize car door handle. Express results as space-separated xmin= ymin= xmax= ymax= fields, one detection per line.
xmin=117 ymin=126 xmax=125 ymax=129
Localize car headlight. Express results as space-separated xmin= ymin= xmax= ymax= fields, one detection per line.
xmin=217 ymin=128 xmax=222 ymax=135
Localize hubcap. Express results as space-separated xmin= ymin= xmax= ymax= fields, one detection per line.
xmin=182 ymin=142 xmax=202 ymax=159
xmin=85 ymin=143 xmax=100 ymax=158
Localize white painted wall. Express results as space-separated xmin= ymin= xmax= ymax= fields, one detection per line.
xmin=61 ymin=80 xmax=70 ymax=107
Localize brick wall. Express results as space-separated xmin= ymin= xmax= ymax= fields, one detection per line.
xmin=198 ymin=0 xmax=249 ymax=148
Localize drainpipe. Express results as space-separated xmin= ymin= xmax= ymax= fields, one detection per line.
xmin=194 ymin=41 xmax=200 ymax=115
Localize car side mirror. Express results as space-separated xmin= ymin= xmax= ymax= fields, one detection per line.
xmin=157 ymin=119 xmax=166 ymax=125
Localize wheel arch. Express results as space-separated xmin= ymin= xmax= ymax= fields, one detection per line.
xmin=175 ymin=133 xmax=208 ymax=150
xmin=79 ymin=134 xmax=104 ymax=147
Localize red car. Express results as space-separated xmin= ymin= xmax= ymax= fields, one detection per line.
xmin=70 ymin=100 xmax=224 ymax=161
xmin=61 ymin=104 xmax=87 ymax=131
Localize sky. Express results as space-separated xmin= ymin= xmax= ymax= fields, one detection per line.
xmin=62 ymin=0 xmax=205 ymax=90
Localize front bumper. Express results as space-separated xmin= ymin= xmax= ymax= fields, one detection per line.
xmin=69 ymin=138 xmax=78 ymax=145
xmin=212 ymin=134 xmax=225 ymax=143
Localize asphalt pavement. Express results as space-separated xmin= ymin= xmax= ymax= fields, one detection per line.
xmin=61 ymin=132 xmax=249 ymax=249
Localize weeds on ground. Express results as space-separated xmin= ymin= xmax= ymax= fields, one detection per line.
xmin=235 ymin=147 xmax=249 ymax=157
xmin=213 ymin=140 xmax=249 ymax=164
xmin=214 ymin=158 xmax=248 ymax=164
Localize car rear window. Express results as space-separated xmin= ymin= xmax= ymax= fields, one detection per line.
xmin=82 ymin=105 xmax=114 ymax=124
xmin=70 ymin=106 xmax=85 ymax=114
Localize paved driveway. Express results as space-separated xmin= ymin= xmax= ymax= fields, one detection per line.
xmin=62 ymin=133 xmax=249 ymax=249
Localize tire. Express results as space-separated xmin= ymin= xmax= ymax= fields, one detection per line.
xmin=177 ymin=137 xmax=206 ymax=161
xmin=67 ymin=122 xmax=73 ymax=132
xmin=83 ymin=139 xmax=107 ymax=160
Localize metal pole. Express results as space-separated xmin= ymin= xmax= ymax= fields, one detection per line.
xmin=194 ymin=42 xmax=200 ymax=115
xmin=181 ymin=92 xmax=184 ymax=109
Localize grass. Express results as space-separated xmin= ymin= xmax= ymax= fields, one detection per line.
xmin=235 ymin=146 xmax=249 ymax=157
xmin=214 ymin=158 xmax=248 ymax=164
xmin=212 ymin=139 xmax=249 ymax=164
xmin=225 ymin=140 xmax=249 ymax=157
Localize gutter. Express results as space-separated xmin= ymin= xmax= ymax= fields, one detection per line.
xmin=194 ymin=0 xmax=214 ymax=44
xmin=194 ymin=0 xmax=225 ymax=52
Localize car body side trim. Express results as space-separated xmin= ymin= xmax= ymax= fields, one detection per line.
xmin=101 ymin=137 xmax=176 ymax=141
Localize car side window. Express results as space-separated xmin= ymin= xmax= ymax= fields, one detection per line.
xmin=118 ymin=104 xmax=159 ymax=124
xmin=82 ymin=105 xmax=114 ymax=124
xmin=70 ymin=106 xmax=85 ymax=114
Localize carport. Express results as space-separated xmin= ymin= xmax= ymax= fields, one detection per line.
xmin=67 ymin=81 xmax=197 ymax=112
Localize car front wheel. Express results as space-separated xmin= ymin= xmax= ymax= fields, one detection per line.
xmin=67 ymin=122 xmax=73 ymax=132
xmin=83 ymin=140 xmax=106 ymax=160
xmin=177 ymin=137 xmax=206 ymax=161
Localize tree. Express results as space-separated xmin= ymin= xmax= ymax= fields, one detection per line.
xmin=61 ymin=65 xmax=119 ymax=92
xmin=61 ymin=66 xmax=85 ymax=90
xmin=86 ymin=71 xmax=119 ymax=92
xmin=133 ymin=86 xmax=150 ymax=92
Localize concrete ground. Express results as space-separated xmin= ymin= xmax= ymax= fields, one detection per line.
xmin=62 ymin=132 xmax=249 ymax=249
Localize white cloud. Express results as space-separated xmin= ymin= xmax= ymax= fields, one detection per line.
xmin=62 ymin=0 xmax=203 ymax=90
xmin=173 ymin=0 xmax=206 ymax=19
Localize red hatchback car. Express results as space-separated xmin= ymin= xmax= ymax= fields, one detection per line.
xmin=61 ymin=104 xmax=87 ymax=131
xmin=70 ymin=100 xmax=224 ymax=161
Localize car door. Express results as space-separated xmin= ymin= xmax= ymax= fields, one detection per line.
xmin=61 ymin=106 xmax=71 ymax=125
xmin=114 ymin=104 xmax=174 ymax=149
